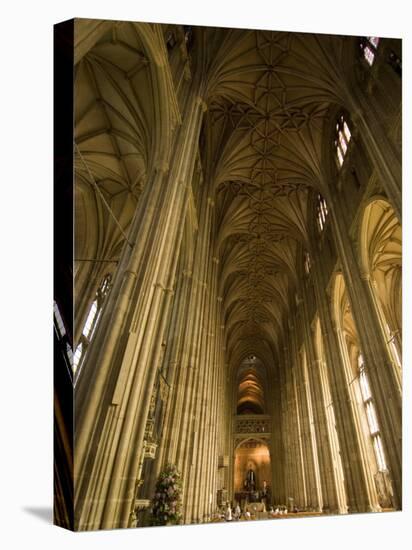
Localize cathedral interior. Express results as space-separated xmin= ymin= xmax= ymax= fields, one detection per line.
xmin=53 ymin=18 xmax=402 ymax=530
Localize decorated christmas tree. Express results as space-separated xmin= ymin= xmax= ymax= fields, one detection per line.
xmin=151 ymin=464 xmax=183 ymax=526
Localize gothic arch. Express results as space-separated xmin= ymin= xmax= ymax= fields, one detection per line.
xmin=331 ymin=272 xmax=385 ymax=511
xmin=74 ymin=22 xmax=176 ymax=320
xmin=359 ymin=197 xmax=402 ymax=371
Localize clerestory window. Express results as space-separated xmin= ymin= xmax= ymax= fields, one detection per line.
xmin=358 ymin=353 xmax=387 ymax=471
xmin=54 ymin=300 xmax=73 ymax=374
xmin=360 ymin=36 xmax=380 ymax=66
xmin=316 ymin=194 xmax=328 ymax=233
xmin=334 ymin=115 xmax=352 ymax=168
xmin=74 ymin=274 xmax=112 ymax=376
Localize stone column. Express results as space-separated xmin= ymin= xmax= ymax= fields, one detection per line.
xmin=326 ymin=191 xmax=402 ymax=508
xmin=291 ymin=314 xmax=321 ymax=511
xmin=149 ymin=265 xmax=193 ymax=485
xmin=299 ymin=284 xmax=342 ymax=513
xmin=191 ymin=255 xmax=220 ymax=522
xmin=158 ymin=186 xmax=215 ymax=523
xmin=74 ymin=84 xmax=207 ymax=530
xmin=310 ymin=238 xmax=378 ymax=513
xmin=348 ymin=88 xmax=401 ymax=220
xmin=200 ymin=265 xmax=222 ymax=522
xmin=269 ymin=360 xmax=285 ymax=505
xmin=282 ymin=328 xmax=306 ymax=509
xmin=178 ymin=202 xmax=215 ymax=523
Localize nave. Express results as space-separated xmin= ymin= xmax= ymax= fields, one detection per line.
xmin=53 ymin=19 xmax=402 ymax=530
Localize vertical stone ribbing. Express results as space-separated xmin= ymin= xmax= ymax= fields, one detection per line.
xmin=75 ymin=83 xmax=206 ymax=530
xmin=299 ymin=288 xmax=342 ymax=513
xmin=310 ymin=240 xmax=377 ymax=513
xmin=326 ymin=191 xmax=402 ymax=508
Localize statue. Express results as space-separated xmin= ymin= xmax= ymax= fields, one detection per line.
xmin=260 ymin=480 xmax=270 ymax=508
xmin=245 ymin=467 xmax=256 ymax=492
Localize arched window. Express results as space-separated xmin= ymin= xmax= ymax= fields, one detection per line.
xmin=334 ymin=115 xmax=352 ymax=167
xmin=53 ymin=300 xmax=66 ymax=340
xmin=360 ymin=36 xmax=380 ymax=66
xmin=358 ymin=353 xmax=387 ymax=471
xmin=54 ymin=300 xmax=73 ymax=375
xmin=74 ymin=273 xmax=112 ymax=376
xmin=316 ymin=194 xmax=328 ymax=233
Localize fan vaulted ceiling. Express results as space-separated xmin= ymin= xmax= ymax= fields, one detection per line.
xmin=202 ymin=28 xmax=351 ymax=367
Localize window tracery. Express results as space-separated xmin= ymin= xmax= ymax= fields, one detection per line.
xmin=74 ymin=274 xmax=112 ymax=376
xmin=316 ymin=194 xmax=328 ymax=233
xmin=358 ymin=353 xmax=387 ymax=471
xmin=334 ymin=115 xmax=352 ymax=168
xmin=54 ymin=300 xmax=73 ymax=374
xmin=360 ymin=36 xmax=380 ymax=66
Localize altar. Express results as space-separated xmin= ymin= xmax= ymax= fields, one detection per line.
xmin=244 ymin=501 xmax=267 ymax=520
xmin=245 ymin=502 xmax=265 ymax=513
xmin=234 ymin=490 xmax=261 ymax=507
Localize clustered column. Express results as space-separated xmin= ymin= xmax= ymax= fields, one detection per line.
xmin=325 ymin=187 xmax=402 ymax=508
xmin=74 ymin=84 xmax=207 ymax=530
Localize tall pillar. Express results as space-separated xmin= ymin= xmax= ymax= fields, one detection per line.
xmin=74 ymin=84 xmax=207 ymax=530
xmin=269 ymin=360 xmax=285 ymax=506
xmin=310 ymin=239 xmax=378 ymax=513
xmin=282 ymin=328 xmax=306 ymax=509
xmin=191 ymin=255 xmax=220 ymax=522
xmin=348 ymin=88 xmax=401 ymax=220
xmin=299 ymin=284 xmax=342 ymax=513
xmin=291 ymin=314 xmax=321 ymax=510
xmin=326 ymin=191 xmax=402 ymax=508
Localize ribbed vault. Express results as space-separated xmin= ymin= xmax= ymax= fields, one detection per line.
xmin=201 ymin=29 xmax=351 ymax=365
xmin=74 ymin=22 xmax=171 ymax=263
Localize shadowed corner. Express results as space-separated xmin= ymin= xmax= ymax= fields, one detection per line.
xmin=23 ymin=506 xmax=53 ymax=524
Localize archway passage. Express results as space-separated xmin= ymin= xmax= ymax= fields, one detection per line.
xmin=234 ymin=439 xmax=271 ymax=507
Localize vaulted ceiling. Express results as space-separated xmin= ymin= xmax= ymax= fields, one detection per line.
xmin=201 ymin=28 xmax=354 ymax=369
xmin=74 ymin=21 xmax=359 ymax=377
xmin=74 ymin=22 xmax=157 ymax=262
